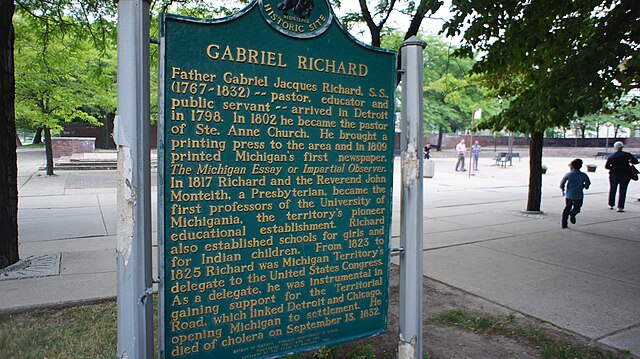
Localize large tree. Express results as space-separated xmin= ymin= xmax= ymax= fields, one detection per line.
xmin=445 ymin=0 xmax=640 ymax=211
xmin=14 ymin=14 xmax=115 ymax=175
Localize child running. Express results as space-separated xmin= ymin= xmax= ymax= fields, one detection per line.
xmin=559 ymin=159 xmax=591 ymax=228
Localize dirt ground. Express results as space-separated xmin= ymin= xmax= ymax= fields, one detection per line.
xmin=295 ymin=264 xmax=609 ymax=359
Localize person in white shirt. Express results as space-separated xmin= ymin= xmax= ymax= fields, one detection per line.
xmin=455 ymin=139 xmax=466 ymax=171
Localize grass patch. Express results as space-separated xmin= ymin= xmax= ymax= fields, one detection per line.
xmin=346 ymin=343 xmax=376 ymax=359
xmin=1 ymin=302 xmax=631 ymax=359
xmin=435 ymin=309 xmax=630 ymax=359
xmin=0 ymin=301 xmax=117 ymax=358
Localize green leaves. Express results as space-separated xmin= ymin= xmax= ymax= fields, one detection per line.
xmin=419 ymin=34 xmax=494 ymax=133
xmin=447 ymin=0 xmax=639 ymax=132
xmin=14 ymin=13 xmax=115 ymax=133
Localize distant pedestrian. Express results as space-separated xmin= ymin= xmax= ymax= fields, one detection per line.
xmin=560 ymin=159 xmax=591 ymax=228
xmin=423 ymin=143 xmax=431 ymax=160
xmin=455 ymin=139 xmax=466 ymax=171
xmin=605 ymin=141 xmax=639 ymax=212
xmin=471 ymin=141 xmax=481 ymax=171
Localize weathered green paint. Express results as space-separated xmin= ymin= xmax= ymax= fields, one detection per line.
xmin=159 ymin=1 xmax=396 ymax=358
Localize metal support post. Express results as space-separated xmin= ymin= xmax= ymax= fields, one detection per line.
xmin=469 ymin=108 xmax=481 ymax=177
xmin=398 ymin=36 xmax=426 ymax=359
xmin=508 ymin=132 xmax=513 ymax=166
xmin=468 ymin=114 xmax=474 ymax=178
xmin=115 ymin=1 xmax=153 ymax=358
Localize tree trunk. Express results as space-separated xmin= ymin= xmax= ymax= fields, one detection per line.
xmin=370 ymin=26 xmax=381 ymax=48
xmin=107 ymin=112 xmax=117 ymax=149
xmin=526 ymin=131 xmax=544 ymax=212
xmin=44 ymin=127 xmax=54 ymax=176
xmin=0 ymin=0 xmax=19 ymax=269
xmin=33 ymin=127 xmax=43 ymax=144
xmin=437 ymin=126 xmax=444 ymax=151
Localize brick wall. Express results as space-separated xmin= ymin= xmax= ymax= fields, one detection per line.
xmin=61 ymin=122 xmax=158 ymax=149
xmin=52 ymin=137 xmax=95 ymax=158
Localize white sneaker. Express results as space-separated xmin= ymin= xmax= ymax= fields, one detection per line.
xmin=617 ymin=208 xmax=625 ymax=212
xmin=609 ymin=206 xmax=614 ymax=210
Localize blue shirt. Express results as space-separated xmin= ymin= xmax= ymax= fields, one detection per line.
xmin=560 ymin=169 xmax=591 ymax=200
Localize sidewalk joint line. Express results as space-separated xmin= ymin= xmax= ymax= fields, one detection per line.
xmin=96 ymin=194 xmax=110 ymax=234
xmin=594 ymin=321 xmax=640 ymax=342
xmin=21 ymin=234 xmax=113 ymax=243
xmin=421 ymin=234 xmax=515 ymax=251
xmin=473 ymin=243 xmax=640 ymax=288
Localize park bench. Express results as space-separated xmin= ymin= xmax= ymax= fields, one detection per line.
xmin=494 ymin=153 xmax=511 ymax=167
xmin=499 ymin=155 xmax=511 ymax=167
xmin=494 ymin=152 xmax=519 ymax=166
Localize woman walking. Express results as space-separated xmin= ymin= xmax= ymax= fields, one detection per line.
xmin=605 ymin=141 xmax=639 ymax=212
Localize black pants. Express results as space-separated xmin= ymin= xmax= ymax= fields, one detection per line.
xmin=562 ymin=198 xmax=583 ymax=226
xmin=455 ymin=154 xmax=465 ymax=171
xmin=609 ymin=174 xmax=631 ymax=209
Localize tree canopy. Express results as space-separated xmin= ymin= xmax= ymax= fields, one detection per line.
xmin=14 ymin=14 xmax=114 ymax=134
xmin=421 ymin=35 xmax=496 ymax=135
xmin=445 ymin=0 xmax=639 ymax=132
xmin=380 ymin=29 xmax=499 ymax=146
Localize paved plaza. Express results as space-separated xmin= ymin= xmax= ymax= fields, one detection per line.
xmin=2 ymin=147 xmax=639 ymax=357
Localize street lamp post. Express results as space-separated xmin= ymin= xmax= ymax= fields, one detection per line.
xmin=468 ymin=108 xmax=481 ymax=178
xmin=605 ymin=124 xmax=610 ymax=153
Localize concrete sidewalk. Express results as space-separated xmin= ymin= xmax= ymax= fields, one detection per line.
xmin=2 ymin=148 xmax=639 ymax=357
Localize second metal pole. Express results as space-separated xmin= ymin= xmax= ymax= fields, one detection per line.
xmin=398 ymin=36 xmax=426 ymax=359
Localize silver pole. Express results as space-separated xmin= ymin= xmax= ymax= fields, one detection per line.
xmin=115 ymin=1 xmax=153 ymax=358
xmin=508 ymin=132 xmax=513 ymax=166
xmin=398 ymin=36 xmax=426 ymax=359
xmin=468 ymin=114 xmax=474 ymax=178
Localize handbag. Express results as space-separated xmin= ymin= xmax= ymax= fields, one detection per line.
xmin=631 ymin=164 xmax=639 ymax=181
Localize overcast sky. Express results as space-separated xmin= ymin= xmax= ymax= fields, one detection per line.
xmin=333 ymin=0 xmax=460 ymax=46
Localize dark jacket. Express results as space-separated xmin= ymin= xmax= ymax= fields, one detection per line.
xmin=605 ymin=151 xmax=639 ymax=177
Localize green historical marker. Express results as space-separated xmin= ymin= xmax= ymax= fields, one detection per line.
xmin=158 ymin=1 xmax=396 ymax=357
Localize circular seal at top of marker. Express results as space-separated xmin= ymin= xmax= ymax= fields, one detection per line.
xmin=260 ymin=0 xmax=332 ymax=38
